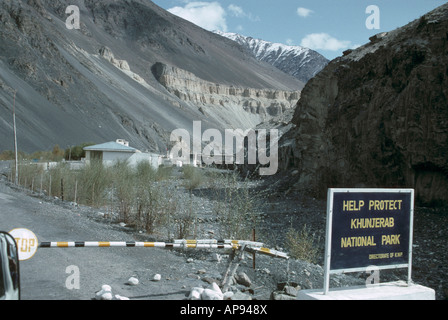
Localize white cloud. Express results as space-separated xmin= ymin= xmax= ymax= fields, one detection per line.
xmin=228 ymin=4 xmax=244 ymax=17
xmin=228 ymin=4 xmax=259 ymax=22
xmin=300 ymin=33 xmax=353 ymax=51
xmin=168 ymin=2 xmax=228 ymax=32
xmin=297 ymin=7 xmax=313 ymax=18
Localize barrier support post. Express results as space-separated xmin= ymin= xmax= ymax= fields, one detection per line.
xmin=221 ymin=245 xmax=246 ymax=292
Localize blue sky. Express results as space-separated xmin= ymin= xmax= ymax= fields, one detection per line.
xmin=152 ymin=0 xmax=447 ymax=60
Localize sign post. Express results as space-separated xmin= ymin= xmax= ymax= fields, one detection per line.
xmin=9 ymin=228 xmax=39 ymax=261
xmin=323 ymin=188 xmax=414 ymax=294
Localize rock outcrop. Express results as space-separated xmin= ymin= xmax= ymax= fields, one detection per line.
xmin=152 ymin=62 xmax=300 ymax=129
xmin=279 ymin=4 xmax=448 ymax=205
xmin=99 ymin=46 xmax=130 ymax=72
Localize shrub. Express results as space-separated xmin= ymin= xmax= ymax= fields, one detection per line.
xmin=182 ymin=166 xmax=204 ymax=190
xmin=77 ymin=161 xmax=111 ymax=207
xmin=46 ymin=162 xmax=71 ymax=199
xmin=213 ymin=170 xmax=264 ymax=240
xmin=285 ymin=225 xmax=320 ymax=263
xmin=136 ymin=161 xmax=157 ymax=183
xmin=155 ymin=166 xmax=173 ymax=181
xmin=110 ymin=161 xmax=135 ymax=223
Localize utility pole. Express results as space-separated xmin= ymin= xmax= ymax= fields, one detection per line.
xmin=13 ymin=90 xmax=18 ymax=185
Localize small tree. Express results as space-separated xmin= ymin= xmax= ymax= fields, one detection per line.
xmin=65 ymin=142 xmax=95 ymax=161
xmin=51 ymin=145 xmax=65 ymax=161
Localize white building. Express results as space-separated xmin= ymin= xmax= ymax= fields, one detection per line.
xmin=83 ymin=140 xmax=162 ymax=169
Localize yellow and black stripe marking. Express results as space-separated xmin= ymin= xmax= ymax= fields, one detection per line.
xmin=39 ymin=239 xmax=289 ymax=259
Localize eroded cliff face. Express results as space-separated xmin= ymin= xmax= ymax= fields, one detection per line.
xmin=279 ymin=4 xmax=448 ymax=205
xmin=152 ymin=62 xmax=300 ymax=129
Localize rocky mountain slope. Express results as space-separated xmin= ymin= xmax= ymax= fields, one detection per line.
xmin=215 ymin=31 xmax=329 ymax=83
xmin=278 ymin=3 xmax=448 ymax=205
xmin=0 ymin=0 xmax=303 ymax=153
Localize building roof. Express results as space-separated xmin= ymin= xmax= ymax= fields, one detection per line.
xmin=83 ymin=141 xmax=138 ymax=153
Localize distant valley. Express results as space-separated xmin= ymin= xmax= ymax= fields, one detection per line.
xmin=0 ymin=0 xmax=309 ymax=153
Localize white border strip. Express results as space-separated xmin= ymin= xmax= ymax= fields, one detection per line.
xmin=323 ymin=188 xmax=414 ymax=295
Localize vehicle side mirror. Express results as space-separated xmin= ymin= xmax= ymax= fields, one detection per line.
xmin=0 ymin=231 xmax=20 ymax=300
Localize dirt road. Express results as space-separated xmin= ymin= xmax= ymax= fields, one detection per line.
xmin=0 ymin=181 xmax=226 ymax=300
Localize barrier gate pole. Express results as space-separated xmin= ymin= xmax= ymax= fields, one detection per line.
xmin=38 ymin=239 xmax=289 ymax=259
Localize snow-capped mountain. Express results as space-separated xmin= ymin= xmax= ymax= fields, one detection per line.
xmin=215 ymin=31 xmax=329 ymax=83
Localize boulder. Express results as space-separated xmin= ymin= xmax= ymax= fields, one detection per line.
xmin=188 ymin=283 xmax=224 ymax=300
xmin=234 ymin=272 xmax=252 ymax=287
xmin=95 ymin=284 xmax=113 ymax=300
xmin=127 ymin=277 xmax=139 ymax=286
xmin=188 ymin=287 xmax=204 ymax=300
xmin=153 ymin=274 xmax=162 ymax=281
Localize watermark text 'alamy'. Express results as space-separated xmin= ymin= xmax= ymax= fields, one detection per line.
xmin=170 ymin=121 xmax=279 ymax=176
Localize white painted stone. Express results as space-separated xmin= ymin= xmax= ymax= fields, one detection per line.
xmin=127 ymin=277 xmax=139 ymax=286
xmin=201 ymin=288 xmax=223 ymax=300
xmin=211 ymin=282 xmax=222 ymax=294
xmin=223 ymin=291 xmax=234 ymax=300
xmin=100 ymin=292 xmax=113 ymax=300
xmin=188 ymin=287 xmax=204 ymax=300
xmin=95 ymin=284 xmax=113 ymax=300
xmin=201 ymin=282 xmax=224 ymax=300
xmin=153 ymin=274 xmax=162 ymax=281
